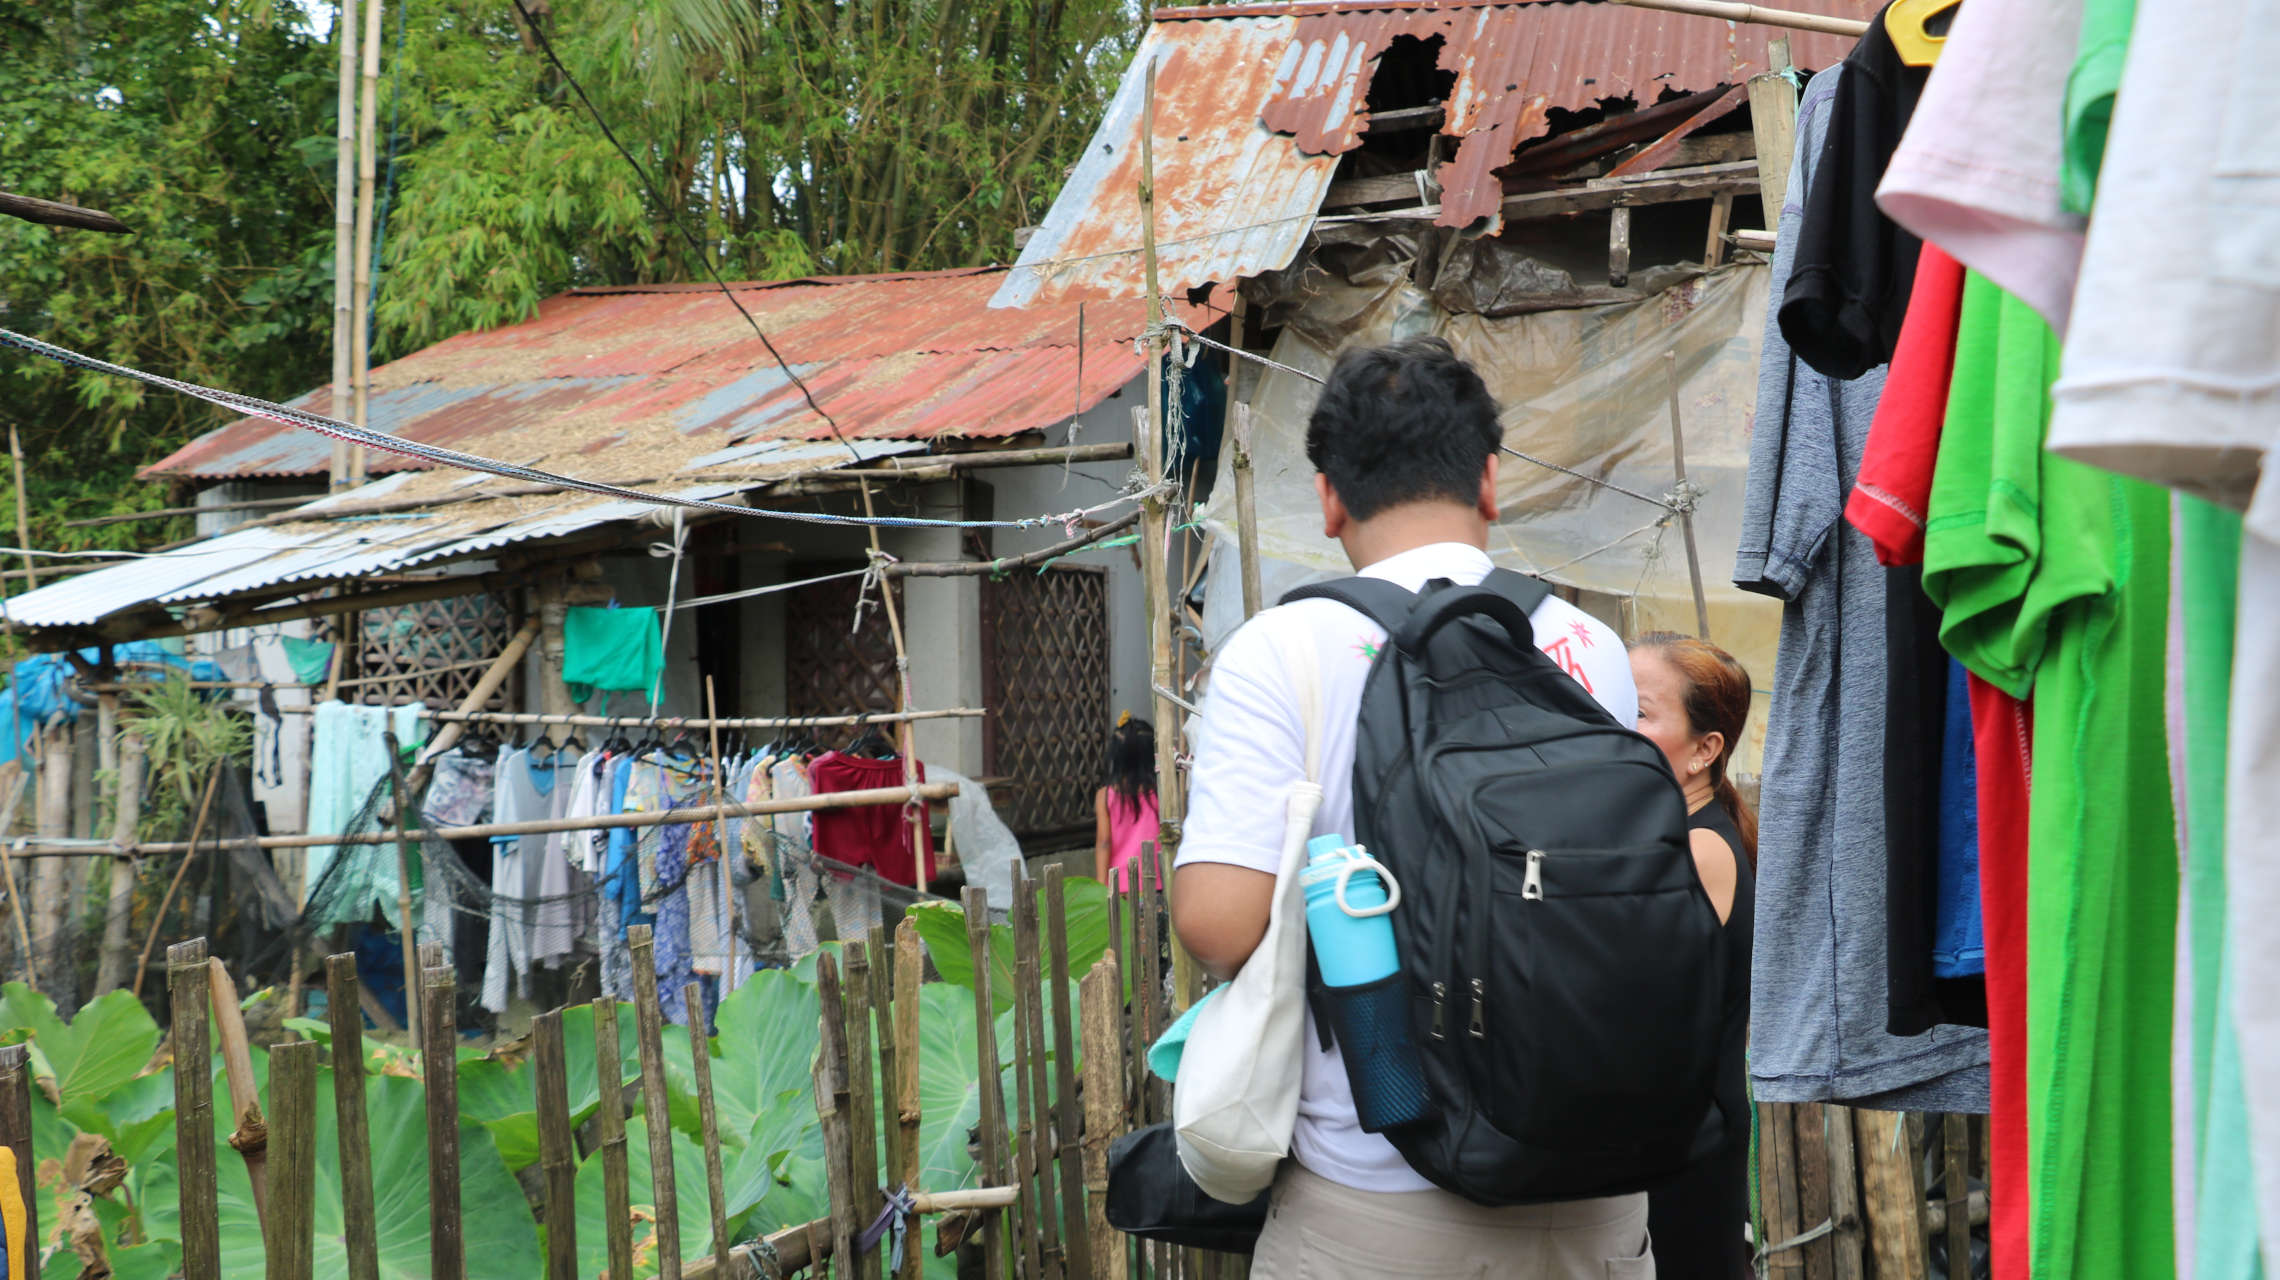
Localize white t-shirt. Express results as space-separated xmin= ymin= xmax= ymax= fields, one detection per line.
xmin=1178 ymin=541 xmax=1637 ymax=1192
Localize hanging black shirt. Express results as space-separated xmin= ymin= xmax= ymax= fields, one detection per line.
xmin=1776 ymin=4 xmax=1931 ymax=381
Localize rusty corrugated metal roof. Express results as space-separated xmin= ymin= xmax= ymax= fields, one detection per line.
xmin=145 ymin=267 xmax=1191 ymax=480
xmin=992 ymin=0 xmax=1872 ymax=308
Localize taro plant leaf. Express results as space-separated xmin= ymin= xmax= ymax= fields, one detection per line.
xmin=464 ymin=1001 xmax=645 ymax=1173
xmin=912 ymin=982 xmax=985 ymax=1192
xmin=0 ymin=983 xmax=160 ymax=1107
xmin=212 ymin=1070 xmax=540 ymax=1278
xmin=572 ymin=1114 xmax=745 ymax=1280
xmin=709 ymin=970 xmax=821 ymax=1149
xmin=60 ymin=1068 xmax=176 ymax=1164
xmin=907 ymin=878 xmax=1110 ymax=1017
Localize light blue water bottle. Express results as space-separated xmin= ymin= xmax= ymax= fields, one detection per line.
xmin=1301 ymin=834 xmax=1400 ymax=985
xmin=1300 ymin=834 xmax=1428 ymax=1131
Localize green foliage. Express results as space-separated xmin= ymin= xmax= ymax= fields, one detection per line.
xmin=0 ymin=0 xmax=1130 ymax=550
xmin=0 ymin=960 xmax=1019 ymax=1278
xmin=120 ymin=674 xmax=254 ymax=840
xmin=907 ymin=876 xmax=1111 ymax=1015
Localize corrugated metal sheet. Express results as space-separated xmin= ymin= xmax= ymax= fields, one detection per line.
xmin=0 ymin=483 xmax=746 ymax=633
xmin=146 ymin=268 xmax=1192 ymax=480
xmin=992 ymin=0 xmax=1872 ymax=307
xmin=993 ymin=17 xmax=1338 ymax=310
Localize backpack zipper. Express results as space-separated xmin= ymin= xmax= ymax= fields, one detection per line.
xmin=1522 ymin=849 xmax=1545 ymax=900
xmin=1430 ymin=981 xmax=1448 ymax=1041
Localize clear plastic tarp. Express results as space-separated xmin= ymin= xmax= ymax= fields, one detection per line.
xmin=1197 ymin=262 xmax=1785 ymax=778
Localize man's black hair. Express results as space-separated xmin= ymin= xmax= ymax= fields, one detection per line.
xmin=1304 ymin=336 xmax=1503 ymax=522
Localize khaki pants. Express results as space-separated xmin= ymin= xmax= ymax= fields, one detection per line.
xmin=1251 ymin=1163 xmax=1654 ymax=1279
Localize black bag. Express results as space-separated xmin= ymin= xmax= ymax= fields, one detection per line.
xmin=1104 ymin=1122 xmax=1270 ymax=1254
xmin=1281 ymin=570 xmax=1727 ymax=1205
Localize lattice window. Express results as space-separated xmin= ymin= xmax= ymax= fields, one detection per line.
xmin=983 ymin=566 xmax=1110 ymax=836
xmin=783 ymin=569 xmax=902 ymax=749
xmin=348 ymin=593 xmax=518 ymax=709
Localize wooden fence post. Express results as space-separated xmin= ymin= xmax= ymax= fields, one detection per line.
xmin=629 ymin=926 xmax=681 ymax=1280
xmin=892 ymin=919 xmax=924 ymax=1280
xmin=324 ymin=955 xmax=382 ymax=1280
xmin=208 ymin=959 xmax=270 ymax=1234
xmin=685 ymin=983 xmax=733 ymax=1280
xmin=1823 ymin=1103 xmax=1867 ymax=1280
xmin=0 ymin=1044 xmax=38 ymax=1277
xmin=842 ymin=951 xmax=883 ymax=1280
xmin=91 ymin=733 xmax=144 ymax=996
xmin=1793 ymin=1101 xmax=1834 ymax=1280
xmin=170 ymin=939 xmax=222 ymax=1280
xmin=421 ymin=963 xmax=464 ymax=1280
xmin=964 ymin=887 xmax=1011 ymax=1279
xmin=1079 ymin=955 xmax=1125 ymax=1280
xmin=815 ymin=953 xmax=859 ymax=1276
xmin=1016 ymin=868 xmax=1064 ymax=1278
xmin=534 ymin=1010 xmax=578 ymax=1280
xmin=592 ymin=999 xmax=636 ymax=1280
xmin=1853 ymin=1108 xmax=1929 ymax=1280
xmin=265 ymin=1039 xmax=320 ymax=1280
xmin=1046 ymin=866 xmax=1093 ymax=1280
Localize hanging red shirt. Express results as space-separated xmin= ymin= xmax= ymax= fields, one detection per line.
xmin=1846 ymin=243 xmax=1969 ymax=565
xmin=1970 ymin=675 xmax=2032 ymax=1280
xmin=808 ymin=751 xmax=936 ymax=889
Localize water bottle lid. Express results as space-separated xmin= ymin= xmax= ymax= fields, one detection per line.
xmin=1306 ymin=834 xmax=1349 ymax=861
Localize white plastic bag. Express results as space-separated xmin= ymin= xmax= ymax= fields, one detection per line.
xmin=1171 ymin=625 xmax=1322 ymax=1204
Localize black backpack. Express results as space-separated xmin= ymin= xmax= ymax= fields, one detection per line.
xmin=1282 ymin=569 xmax=1728 ymax=1205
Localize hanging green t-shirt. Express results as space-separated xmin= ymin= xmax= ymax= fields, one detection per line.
xmin=2175 ymin=499 xmax=2266 ymax=1279
xmin=1921 ymin=276 xmax=2178 ymax=1280
xmin=2061 ymin=0 xmax=2136 ymax=213
xmin=562 ymin=605 xmax=665 ymax=703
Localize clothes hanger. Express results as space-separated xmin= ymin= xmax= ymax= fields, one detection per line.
xmin=1883 ymin=0 xmax=1955 ymax=66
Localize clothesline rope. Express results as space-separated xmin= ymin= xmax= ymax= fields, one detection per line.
xmin=0 ymin=328 xmax=1167 ymax=534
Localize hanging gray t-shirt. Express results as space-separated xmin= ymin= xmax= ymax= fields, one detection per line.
xmin=1734 ymin=64 xmax=1989 ymax=1111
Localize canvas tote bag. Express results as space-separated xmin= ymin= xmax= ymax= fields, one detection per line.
xmin=1171 ymin=620 xmax=1324 ymax=1204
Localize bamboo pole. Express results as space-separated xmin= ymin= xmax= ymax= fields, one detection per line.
xmin=892 ymin=918 xmax=924 ymax=1280
xmin=855 ymin=479 xmax=929 ymax=896
xmin=534 ymin=1010 xmax=579 ymax=1280
xmin=131 ymin=766 xmax=223 ymax=997
xmin=867 ymin=927 xmax=906 ymax=1258
xmin=208 ymin=959 xmax=272 ymax=1234
xmin=681 ymin=1188 xmax=1022 ymax=1280
xmin=266 ymin=1039 xmax=320 ymax=1280
xmin=964 ymin=887 xmax=1011 ymax=1279
xmin=1824 ymin=1104 xmax=1867 ymax=1280
xmin=9 ymin=425 xmax=36 ymax=591
xmin=1663 ymin=350 xmax=1713 ymax=639
xmin=324 ymin=955 xmax=383 ymax=1280
xmin=426 ymin=707 xmax=982 ymax=731
xmin=1605 ymin=0 xmax=1868 ymax=35
xmin=704 ymin=678 xmax=739 ymax=991
xmin=1794 ymin=1101 xmax=1834 ymax=1280
xmin=592 ymin=998 xmax=637 ymax=1280
xmin=170 ymin=939 xmax=222 ymax=1280
xmin=20 ymin=781 xmax=962 ymax=858
xmin=0 ymin=766 xmax=32 ymax=990
xmin=887 ymin=510 xmax=1142 ymax=579
xmin=0 ymin=1044 xmax=37 ymax=1278
xmin=1079 ymin=955 xmax=1125 ymax=1280
xmin=1133 ymin=54 xmax=1201 ymax=1021
xmin=815 ymin=952 xmax=860 ymax=1278
xmin=346 ymin=0 xmax=383 ymax=487
xmin=421 ymin=962 xmax=465 ymax=1280
xmin=1940 ymin=1114 xmax=1971 ymax=1280
xmin=686 ymin=982 xmax=735 ymax=1279
xmin=383 ymin=731 xmax=422 ymax=1047
xmin=1229 ymin=403 xmax=1264 ymax=621
xmin=90 ymin=733 xmax=143 ymax=995
xmin=407 ymin=616 xmax=540 ymax=784
xmin=328 ymin=0 xmax=356 ymax=490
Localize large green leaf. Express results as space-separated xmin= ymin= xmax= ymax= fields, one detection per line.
xmin=0 ymin=984 xmax=161 ymax=1108
xmin=212 ymin=1070 xmax=541 ymax=1279
xmin=461 ymin=1001 xmax=658 ymax=1173
xmin=571 ymin=1115 xmax=744 ymax=1280
xmin=907 ymin=880 xmax=1111 ymax=1017
xmin=60 ymin=1068 xmax=176 ymax=1164
xmin=709 ymin=971 xmax=821 ymax=1150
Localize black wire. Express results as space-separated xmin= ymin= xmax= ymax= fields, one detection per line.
xmin=504 ymin=0 xmax=862 ymax=463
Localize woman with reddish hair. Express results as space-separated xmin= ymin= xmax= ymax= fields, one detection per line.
xmin=1630 ymin=632 xmax=1758 ymax=1278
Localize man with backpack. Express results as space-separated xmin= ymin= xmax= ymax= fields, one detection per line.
xmin=1172 ymin=338 xmax=1722 ymax=1276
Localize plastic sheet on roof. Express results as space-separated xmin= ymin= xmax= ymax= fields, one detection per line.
xmin=1195 ymin=262 xmax=1784 ymax=778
